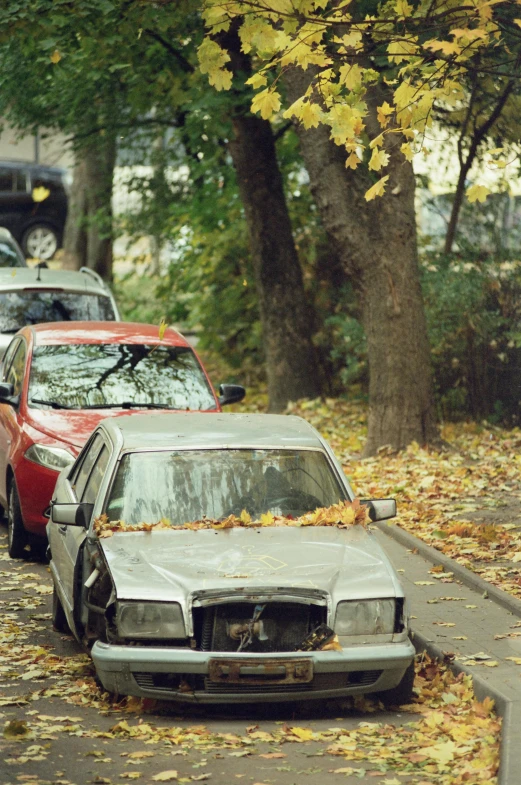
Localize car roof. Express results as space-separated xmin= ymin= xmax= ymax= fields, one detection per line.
xmin=0 ymin=267 xmax=109 ymax=295
xmin=29 ymin=321 xmax=191 ymax=348
xmin=101 ymin=412 xmax=325 ymax=452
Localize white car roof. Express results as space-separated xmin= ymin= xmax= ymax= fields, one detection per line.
xmin=0 ymin=267 xmax=110 ymax=295
xmin=101 ymin=412 xmax=327 ymax=452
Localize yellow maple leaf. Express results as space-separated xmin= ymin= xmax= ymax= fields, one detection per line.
xmin=197 ymin=38 xmax=232 ymax=92
xmin=50 ymin=50 xmax=61 ymax=64
xmin=395 ymin=0 xmax=413 ymax=16
xmin=467 ymin=183 xmax=490 ymax=203
xmin=300 ymin=101 xmax=322 ymax=129
xmin=365 ymin=175 xmax=389 ymax=201
xmin=251 ymin=88 xmax=281 ymax=119
xmin=424 ymin=39 xmax=462 ymax=56
xmin=260 ymin=511 xmax=275 ymax=526
xmin=387 ymin=39 xmax=418 ymax=63
xmin=290 ymin=726 xmax=314 ymax=741
xmin=246 ymin=73 xmax=267 ymax=90
xmin=239 ymin=509 xmax=252 ymax=525
xmin=345 ymin=151 xmax=360 ymax=169
xmin=339 ymin=63 xmax=362 ymax=91
xmin=151 ymin=772 xmax=178 ymax=782
xmin=158 ymin=316 xmax=168 ymax=340
xmin=377 ymin=101 xmax=394 ymax=128
xmin=400 ymin=142 xmax=414 ymax=161
xmin=32 ymin=186 xmax=50 ymax=203
xmin=368 ymin=147 xmax=389 ymax=172
xmin=514 ymin=18 xmax=521 ymax=27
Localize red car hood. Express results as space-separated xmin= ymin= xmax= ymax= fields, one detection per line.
xmin=24 ymin=408 xmax=131 ymax=451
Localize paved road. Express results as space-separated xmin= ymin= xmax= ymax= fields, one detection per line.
xmin=0 ymin=524 xmax=499 ymax=785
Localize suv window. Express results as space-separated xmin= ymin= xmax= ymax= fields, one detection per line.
xmin=5 ymin=340 xmax=26 ymax=396
xmin=0 ymin=291 xmax=116 ymax=332
xmin=0 ymin=168 xmax=13 ymax=192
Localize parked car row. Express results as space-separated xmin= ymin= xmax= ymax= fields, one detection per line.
xmin=0 ymin=253 xmax=414 ymax=707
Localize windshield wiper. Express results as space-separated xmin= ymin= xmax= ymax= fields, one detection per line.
xmin=30 ymin=398 xmax=73 ymax=410
xmin=81 ymin=401 xmax=176 ymax=410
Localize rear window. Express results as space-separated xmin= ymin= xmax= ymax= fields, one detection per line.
xmin=0 ymin=290 xmax=116 ymax=333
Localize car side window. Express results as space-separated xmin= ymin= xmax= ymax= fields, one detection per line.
xmin=81 ymin=446 xmax=110 ymax=506
xmin=0 ymin=167 xmax=13 ymax=192
xmin=5 ymin=340 xmax=26 ymax=397
xmin=1 ymin=338 xmax=21 ymax=382
xmin=71 ymin=434 xmax=104 ymax=500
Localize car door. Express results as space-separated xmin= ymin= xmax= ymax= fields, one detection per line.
xmin=50 ymin=433 xmax=110 ymax=611
xmin=0 ymin=338 xmax=26 ymax=508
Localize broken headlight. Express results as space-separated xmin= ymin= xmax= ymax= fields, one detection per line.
xmin=116 ymin=602 xmax=185 ymax=639
xmin=334 ymin=599 xmax=395 ymax=636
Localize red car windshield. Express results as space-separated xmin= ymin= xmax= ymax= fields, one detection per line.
xmin=28 ymin=343 xmax=216 ymax=411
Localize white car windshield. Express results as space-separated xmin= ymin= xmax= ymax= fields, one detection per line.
xmin=0 ymin=290 xmax=115 ymax=332
xmin=106 ymin=449 xmax=347 ymax=525
xmin=28 ymin=344 xmax=216 ymax=411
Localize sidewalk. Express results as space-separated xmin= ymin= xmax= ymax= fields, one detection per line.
xmin=375 ymin=526 xmax=521 ymax=785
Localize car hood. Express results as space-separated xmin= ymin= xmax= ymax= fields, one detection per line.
xmin=24 ymin=408 xmax=120 ymax=450
xmin=101 ymin=526 xmax=402 ymax=607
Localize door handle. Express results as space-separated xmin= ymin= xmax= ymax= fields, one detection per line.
xmin=58 ymin=525 xmax=67 ymax=535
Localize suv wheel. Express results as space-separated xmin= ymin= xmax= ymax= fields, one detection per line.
xmin=7 ymin=483 xmax=28 ymax=559
xmin=22 ymin=224 xmax=59 ymax=261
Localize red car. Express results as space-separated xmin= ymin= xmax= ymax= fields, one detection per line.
xmin=0 ymin=322 xmax=245 ymax=559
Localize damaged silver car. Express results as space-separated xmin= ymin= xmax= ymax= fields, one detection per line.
xmin=48 ymin=412 xmax=415 ymax=704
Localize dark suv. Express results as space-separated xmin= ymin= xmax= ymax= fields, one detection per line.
xmin=0 ymin=161 xmax=68 ymax=261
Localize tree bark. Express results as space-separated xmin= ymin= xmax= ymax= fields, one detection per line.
xmin=228 ymin=113 xmax=321 ymax=411
xmin=61 ymin=157 xmax=88 ymax=270
xmin=285 ymin=69 xmax=438 ymax=454
xmin=83 ymin=136 xmax=116 ymax=281
xmin=62 ymin=137 xmax=116 ymax=280
xmin=222 ymin=31 xmax=321 ymax=411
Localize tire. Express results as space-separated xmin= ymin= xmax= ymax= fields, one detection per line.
xmin=21 ymin=224 xmax=59 ymax=261
xmin=52 ymin=584 xmax=70 ymax=633
xmin=7 ymin=483 xmax=29 ymax=560
xmin=378 ymin=660 xmax=416 ymax=706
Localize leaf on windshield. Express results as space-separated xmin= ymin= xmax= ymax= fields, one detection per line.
xmin=93 ymin=499 xmax=371 ymax=537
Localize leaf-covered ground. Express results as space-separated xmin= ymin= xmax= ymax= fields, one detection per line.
xmin=238 ymin=393 xmax=521 ymax=601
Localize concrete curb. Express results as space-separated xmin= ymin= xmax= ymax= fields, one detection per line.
xmin=376 ymin=522 xmax=521 ymax=619
xmin=411 ymin=628 xmax=520 ymax=785
xmin=379 ymin=524 xmax=521 ymax=785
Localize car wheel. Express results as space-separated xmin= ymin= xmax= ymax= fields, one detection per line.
xmin=378 ymin=660 xmax=416 ymax=706
xmin=52 ymin=584 xmax=70 ymax=633
xmin=21 ymin=224 xmax=59 ymax=261
xmin=7 ymin=483 xmax=29 ymax=560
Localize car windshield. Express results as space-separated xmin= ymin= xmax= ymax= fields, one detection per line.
xmin=0 ymin=291 xmax=115 ymax=332
xmin=0 ymin=241 xmax=24 ymax=268
xmin=105 ymin=449 xmax=346 ymax=525
xmin=28 ymin=343 xmax=216 ymax=411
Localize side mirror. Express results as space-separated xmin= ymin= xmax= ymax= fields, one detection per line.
xmin=361 ymin=498 xmax=396 ymax=522
xmin=0 ymin=382 xmax=18 ymax=406
xmin=218 ymin=383 xmax=246 ymax=406
xmin=51 ymin=502 xmax=94 ymax=528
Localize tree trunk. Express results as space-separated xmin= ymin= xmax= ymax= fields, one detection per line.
xmin=222 ymin=30 xmax=321 ymax=411
xmin=61 ymin=157 xmax=88 ymax=270
xmin=84 ymin=136 xmax=116 ymax=281
xmin=285 ymin=70 xmax=438 ymax=454
xmin=228 ymin=114 xmax=321 ymax=411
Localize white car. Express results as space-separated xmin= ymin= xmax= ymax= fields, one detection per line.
xmin=48 ymin=413 xmax=415 ymax=704
xmin=0 ymin=266 xmax=119 ymax=358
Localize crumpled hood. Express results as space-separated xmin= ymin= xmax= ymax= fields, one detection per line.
xmin=100 ymin=526 xmax=402 ymax=607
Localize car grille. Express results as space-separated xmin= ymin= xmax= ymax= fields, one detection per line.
xmin=194 ymin=601 xmax=326 ymax=653
xmin=132 ymin=670 xmax=383 ymax=695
